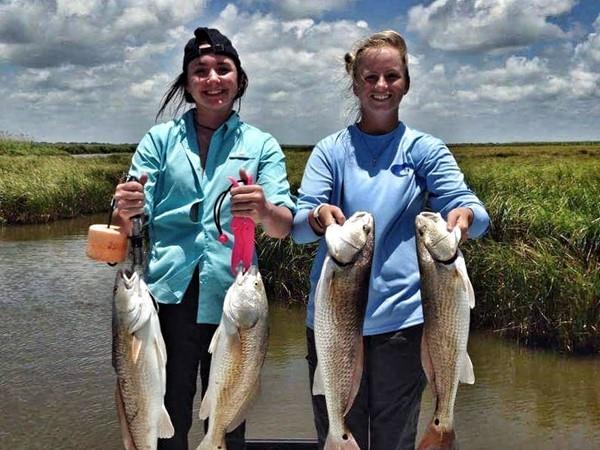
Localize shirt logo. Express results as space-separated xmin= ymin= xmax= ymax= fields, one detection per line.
xmin=390 ymin=163 xmax=413 ymax=177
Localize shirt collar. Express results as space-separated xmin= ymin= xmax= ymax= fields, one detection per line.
xmin=184 ymin=108 xmax=241 ymax=137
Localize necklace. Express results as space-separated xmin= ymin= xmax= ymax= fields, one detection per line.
xmin=194 ymin=110 xmax=220 ymax=132
xmin=357 ymin=126 xmax=396 ymax=166
xmin=196 ymin=122 xmax=218 ymax=131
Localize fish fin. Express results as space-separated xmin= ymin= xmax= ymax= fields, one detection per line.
xmin=229 ymin=330 xmax=243 ymax=358
xmin=131 ymin=335 xmax=143 ymax=365
xmin=324 ymin=429 xmax=360 ymax=450
xmin=417 ymin=421 xmax=457 ymax=450
xmin=312 ymin=362 xmax=325 ymax=396
xmin=344 ymin=334 xmax=364 ymax=417
xmin=208 ymin=325 xmax=222 ymax=355
xmin=154 ymin=331 xmax=167 ymax=369
xmin=226 ymin=379 xmax=260 ymax=432
xmin=455 ymin=252 xmax=475 ymax=309
xmin=198 ymin=379 xmax=214 ymax=421
xmin=420 ymin=332 xmax=436 ymax=395
xmin=459 ymin=352 xmax=475 ymax=385
xmin=158 ymin=404 xmax=175 ymax=438
xmin=115 ymin=383 xmax=137 ymax=450
xmin=196 ymin=434 xmax=224 ymax=450
xmin=452 ymin=226 xmax=462 ymax=249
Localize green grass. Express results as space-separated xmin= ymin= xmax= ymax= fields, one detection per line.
xmin=458 ymin=154 xmax=600 ymax=263
xmin=0 ymin=154 xmax=130 ymax=223
xmin=0 ymin=138 xmax=599 ymax=353
xmin=465 ymin=237 xmax=600 ymax=353
xmin=0 ymin=137 xmax=135 ymax=156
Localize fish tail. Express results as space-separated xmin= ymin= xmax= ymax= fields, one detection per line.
xmin=324 ymin=430 xmax=361 ymax=450
xmin=417 ymin=421 xmax=457 ymax=450
xmin=195 ymin=433 xmax=226 ymax=450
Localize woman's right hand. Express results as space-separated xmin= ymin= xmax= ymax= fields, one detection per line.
xmin=309 ymin=203 xmax=346 ymax=235
xmin=113 ymin=174 xmax=147 ymax=223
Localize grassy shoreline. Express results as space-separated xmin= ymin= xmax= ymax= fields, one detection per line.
xmin=1 ymin=139 xmax=599 ymax=354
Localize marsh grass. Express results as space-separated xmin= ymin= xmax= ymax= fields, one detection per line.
xmin=0 ymin=154 xmax=130 ymax=223
xmin=0 ymin=138 xmax=135 ymax=156
xmin=0 ymin=139 xmax=598 ymax=352
xmin=459 ymin=154 xmax=600 ymax=260
xmin=464 ymin=237 xmax=600 ymax=353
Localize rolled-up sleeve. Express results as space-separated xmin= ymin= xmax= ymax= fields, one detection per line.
xmin=413 ymin=137 xmax=490 ymax=239
xmin=291 ymin=143 xmax=335 ymax=244
xmin=129 ymin=130 xmax=162 ymax=224
xmin=258 ymin=136 xmax=296 ymax=213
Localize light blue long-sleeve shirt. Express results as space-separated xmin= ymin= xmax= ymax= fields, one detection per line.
xmin=291 ymin=122 xmax=489 ymax=335
xmin=129 ymin=109 xmax=295 ymax=324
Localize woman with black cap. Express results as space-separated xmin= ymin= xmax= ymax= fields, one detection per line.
xmin=111 ymin=27 xmax=295 ymax=450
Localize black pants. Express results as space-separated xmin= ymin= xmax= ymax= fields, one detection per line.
xmin=157 ymin=268 xmax=246 ymax=450
xmin=306 ymin=325 xmax=426 ymax=450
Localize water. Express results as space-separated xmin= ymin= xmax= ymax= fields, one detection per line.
xmin=1 ymin=215 xmax=599 ymax=449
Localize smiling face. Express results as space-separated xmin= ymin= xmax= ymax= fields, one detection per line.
xmin=353 ymin=45 xmax=408 ymax=121
xmin=185 ymin=50 xmax=239 ymax=116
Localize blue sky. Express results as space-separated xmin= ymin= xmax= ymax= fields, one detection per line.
xmin=1 ymin=0 xmax=599 ymax=145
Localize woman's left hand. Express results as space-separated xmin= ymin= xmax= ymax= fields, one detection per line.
xmin=447 ymin=207 xmax=474 ymax=242
xmin=230 ymin=168 xmax=270 ymax=224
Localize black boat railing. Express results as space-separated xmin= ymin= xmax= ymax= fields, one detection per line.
xmin=246 ymin=438 xmax=318 ymax=449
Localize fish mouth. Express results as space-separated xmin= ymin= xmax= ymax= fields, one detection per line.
xmin=330 ymin=237 xmax=364 ymax=266
xmin=117 ymin=269 xmax=138 ymax=289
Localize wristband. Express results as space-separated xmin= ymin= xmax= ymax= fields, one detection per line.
xmin=312 ymin=204 xmax=325 ymax=229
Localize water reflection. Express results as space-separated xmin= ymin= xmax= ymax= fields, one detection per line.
xmin=1 ymin=216 xmax=599 ymax=449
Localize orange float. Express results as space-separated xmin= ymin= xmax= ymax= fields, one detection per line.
xmin=86 ymin=224 xmax=128 ymax=264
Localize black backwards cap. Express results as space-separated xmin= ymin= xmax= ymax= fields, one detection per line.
xmin=182 ymin=27 xmax=241 ymax=72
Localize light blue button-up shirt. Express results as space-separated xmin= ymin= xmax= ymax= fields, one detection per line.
xmin=129 ymin=109 xmax=295 ymax=324
xmin=291 ymin=123 xmax=489 ymax=335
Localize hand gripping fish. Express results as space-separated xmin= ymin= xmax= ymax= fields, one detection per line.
xmin=196 ymin=265 xmax=269 ymax=450
xmin=415 ymin=212 xmax=475 ymax=450
xmin=313 ymin=211 xmax=374 ymax=450
xmin=112 ymin=270 xmax=174 ymax=450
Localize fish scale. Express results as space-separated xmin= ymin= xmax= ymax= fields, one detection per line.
xmin=421 ymin=266 xmax=470 ymax=427
xmin=416 ymin=212 xmax=475 ymax=450
xmin=196 ymin=266 xmax=269 ymax=450
xmin=112 ymin=270 xmax=174 ymax=450
xmin=313 ymin=211 xmax=374 ymax=450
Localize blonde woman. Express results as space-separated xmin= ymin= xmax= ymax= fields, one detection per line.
xmin=292 ymin=30 xmax=489 ymax=450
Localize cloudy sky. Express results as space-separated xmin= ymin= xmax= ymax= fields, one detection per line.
xmin=1 ymin=0 xmax=599 ymax=145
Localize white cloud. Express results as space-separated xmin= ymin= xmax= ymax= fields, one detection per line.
xmin=0 ymin=0 xmax=206 ymax=68
xmin=1 ymin=1 xmax=599 ymax=145
xmin=574 ymin=32 xmax=600 ymax=66
xmin=407 ymin=0 xmax=575 ymax=52
xmin=206 ymin=4 xmax=371 ymax=143
xmin=274 ymin=0 xmax=357 ymax=19
xmin=239 ymin=0 xmax=357 ymax=19
xmin=129 ymin=74 xmax=171 ymax=99
xmin=570 ymin=67 xmax=600 ymax=97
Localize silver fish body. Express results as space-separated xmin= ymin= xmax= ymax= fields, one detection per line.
xmin=196 ymin=265 xmax=269 ymax=450
xmin=112 ymin=270 xmax=174 ymax=450
xmin=313 ymin=211 xmax=374 ymax=450
xmin=415 ymin=212 xmax=475 ymax=450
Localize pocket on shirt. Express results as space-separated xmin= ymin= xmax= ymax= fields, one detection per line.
xmin=228 ymin=154 xmax=254 ymax=161
xmin=226 ymin=155 xmax=256 ymax=178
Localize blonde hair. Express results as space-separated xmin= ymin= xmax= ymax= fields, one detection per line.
xmin=344 ymin=30 xmax=410 ymax=92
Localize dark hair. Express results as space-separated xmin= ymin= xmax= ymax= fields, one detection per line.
xmin=155 ymin=67 xmax=248 ymax=121
xmin=155 ymin=28 xmax=249 ymax=121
